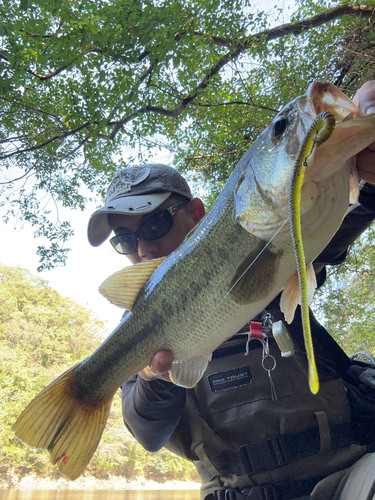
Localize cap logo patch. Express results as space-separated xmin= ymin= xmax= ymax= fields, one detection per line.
xmin=160 ymin=171 xmax=184 ymax=192
xmin=106 ymin=167 xmax=150 ymax=202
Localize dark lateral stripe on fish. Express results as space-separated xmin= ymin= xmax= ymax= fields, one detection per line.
xmin=230 ymin=242 xmax=283 ymax=304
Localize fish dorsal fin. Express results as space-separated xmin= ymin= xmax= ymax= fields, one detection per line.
xmin=169 ymin=354 xmax=212 ymax=388
xmin=99 ymin=257 xmax=166 ymax=310
xmin=280 ymin=263 xmax=317 ymax=324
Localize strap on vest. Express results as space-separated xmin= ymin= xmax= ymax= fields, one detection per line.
xmin=204 ymin=478 xmax=318 ymax=500
xmin=205 ymin=422 xmax=354 ymax=476
xmin=209 ymin=485 xmax=277 ymax=500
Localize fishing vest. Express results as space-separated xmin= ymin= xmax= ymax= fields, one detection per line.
xmin=165 ymin=307 xmax=373 ymax=498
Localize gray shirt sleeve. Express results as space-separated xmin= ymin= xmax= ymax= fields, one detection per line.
xmin=122 ymin=375 xmax=186 ymax=452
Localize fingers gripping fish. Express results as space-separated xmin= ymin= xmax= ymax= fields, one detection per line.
xmin=12 ymin=82 xmax=375 ymax=480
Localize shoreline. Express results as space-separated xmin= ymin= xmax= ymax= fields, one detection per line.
xmin=0 ymin=475 xmax=201 ymax=491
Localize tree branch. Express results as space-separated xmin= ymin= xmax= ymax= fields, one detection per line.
xmin=53 ymin=130 xmax=94 ymax=161
xmin=0 ymin=167 xmax=34 ymax=185
xmin=104 ymin=60 xmax=158 ymax=138
xmin=0 ymin=96 xmax=66 ymax=127
xmin=173 ymin=4 xmax=375 ymax=113
xmin=0 ymin=122 xmax=92 ymax=160
xmin=26 ymin=64 xmax=72 ymax=81
xmin=0 ymin=51 xmax=10 ymax=62
xmin=192 ymin=100 xmax=278 ymax=113
xmin=103 ymin=4 xmax=374 ymax=141
xmin=194 ymin=4 xmax=375 ymax=48
xmin=3 ymin=5 xmax=373 ymax=156
xmin=19 ymin=30 xmax=52 ymax=39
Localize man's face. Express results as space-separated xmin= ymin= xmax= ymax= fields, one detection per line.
xmin=109 ymin=196 xmax=204 ymax=264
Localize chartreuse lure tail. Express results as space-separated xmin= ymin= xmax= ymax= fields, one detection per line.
xmin=12 ymin=365 xmax=115 ymax=480
xmin=288 ymin=112 xmax=336 ymax=394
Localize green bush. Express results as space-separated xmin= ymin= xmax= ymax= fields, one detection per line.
xmin=0 ymin=264 xmax=199 ymax=484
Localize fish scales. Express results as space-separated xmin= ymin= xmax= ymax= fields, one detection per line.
xmin=75 ymin=187 xmax=261 ymax=400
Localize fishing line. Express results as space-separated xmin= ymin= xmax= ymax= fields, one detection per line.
xmin=198 ymin=217 xmax=289 ymax=326
xmin=198 ymin=112 xmax=336 ymax=353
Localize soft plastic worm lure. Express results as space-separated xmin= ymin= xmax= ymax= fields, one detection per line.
xmin=288 ymin=111 xmax=336 ymax=394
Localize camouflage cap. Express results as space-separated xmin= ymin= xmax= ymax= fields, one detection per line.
xmin=87 ymin=164 xmax=192 ymax=247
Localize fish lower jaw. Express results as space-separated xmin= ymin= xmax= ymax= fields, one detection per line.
xmin=239 ymin=218 xmax=291 ymax=241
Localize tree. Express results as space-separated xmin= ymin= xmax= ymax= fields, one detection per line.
xmin=312 ymin=225 xmax=375 ymax=357
xmin=1 ymin=0 xmax=375 ymax=269
xmin=0 ymin=263 xmax=104 ymax=477
xmin=0 ymin=263 xmax=199 ymax=483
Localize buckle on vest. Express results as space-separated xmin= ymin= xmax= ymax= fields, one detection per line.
xmin=241 ymin=437 xmax=288 ymax=474
xmin=212 ymin=485 xmax=278 ymax=500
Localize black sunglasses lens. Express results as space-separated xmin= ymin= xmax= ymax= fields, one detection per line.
xmin=110 ymin=235 xmax=137 ymax=255
xmin=139 ymin=211 xmax=173 ymax=241
xmin=110 ymin=209 xmax=176 ymax=255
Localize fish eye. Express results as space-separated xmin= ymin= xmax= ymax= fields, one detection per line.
xmin=270 ymin=117 xmax=288 ymax=138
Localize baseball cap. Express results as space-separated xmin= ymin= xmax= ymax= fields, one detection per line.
xmin=87 ymin=164 xmax=193 ymax=247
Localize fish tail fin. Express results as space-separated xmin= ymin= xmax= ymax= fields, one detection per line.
xmin=12 ymin=365 xmax=115 ymax=480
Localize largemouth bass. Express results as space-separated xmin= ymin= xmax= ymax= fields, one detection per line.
xmin=13 ymin=82 xmax=375 ymax=480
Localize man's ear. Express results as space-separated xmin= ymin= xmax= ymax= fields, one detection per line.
xmin=187 ymin=198 xmax=205 ymax=223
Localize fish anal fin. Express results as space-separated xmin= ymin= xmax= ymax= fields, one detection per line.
xmin=280 ymin=264 xmax=317 ymax=324
xmin=12 ymin=365 xmax=114 ymax=480
xmin=99 ymin=256 xmax=166 ymax=310
xmin=169 ymin=355 xmax=212 ymax=389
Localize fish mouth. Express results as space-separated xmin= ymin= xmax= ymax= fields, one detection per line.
xmin=299 ymin=82 xmax=358 ymax=122
xmin=248 ymin=83 xmax=360 ymax=212
xmin=298 ymin=82 xmax=375 ymax=184
xmin=235 ymin=81 xmax=375 ymax=241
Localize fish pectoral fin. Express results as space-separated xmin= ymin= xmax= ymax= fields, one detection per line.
xmin=305 ymin=263 xmax=317 ymax=305
xmin=349 ymin=160 xmax=359 ymax=205
xmin=99 ymin=256 xmax=166 ymax=310
xmin=169 ymin=355 xmax=212 ymax=389
xmin=280 ymin=272 xmax=300 ymax=324
xmin=280 ymin=264 xmax=317 ymax=324
xmin=12 ymin=364 xmax=114 ymax=481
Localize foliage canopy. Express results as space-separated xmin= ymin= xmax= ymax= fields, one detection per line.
xmin=312 ymin=226 xmax=375 ymax=357
xmin=1 ymin=0 xmax=375 ymax=268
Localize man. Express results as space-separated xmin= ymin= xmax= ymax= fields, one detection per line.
xmin=88 ymin=83 xmax=375 ymax=500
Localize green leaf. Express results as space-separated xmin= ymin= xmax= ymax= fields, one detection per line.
xmin=0 ymin=0 xmax=374 ymax=268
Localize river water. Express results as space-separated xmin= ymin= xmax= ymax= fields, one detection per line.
xmin=0 ymin=491 xmax=200 ymax=500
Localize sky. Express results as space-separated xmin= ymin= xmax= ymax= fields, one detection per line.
xmin=0 ymin=0 xmax=297 ymax=336
xmin=0 ymin=197 xmax=132 ymax=334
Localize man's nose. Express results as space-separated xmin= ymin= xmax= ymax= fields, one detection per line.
xmin=137 ymin=238 xmax=158 ymax=260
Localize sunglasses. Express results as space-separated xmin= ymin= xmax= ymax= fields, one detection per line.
xmin=110 ymin=199 xmax=189 ymax=255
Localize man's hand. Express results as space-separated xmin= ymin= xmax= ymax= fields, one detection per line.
xmin=353 ymin=81 xmax=375 ymax=184
xmin=139 ymin=350 xmax=174 ymax=383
